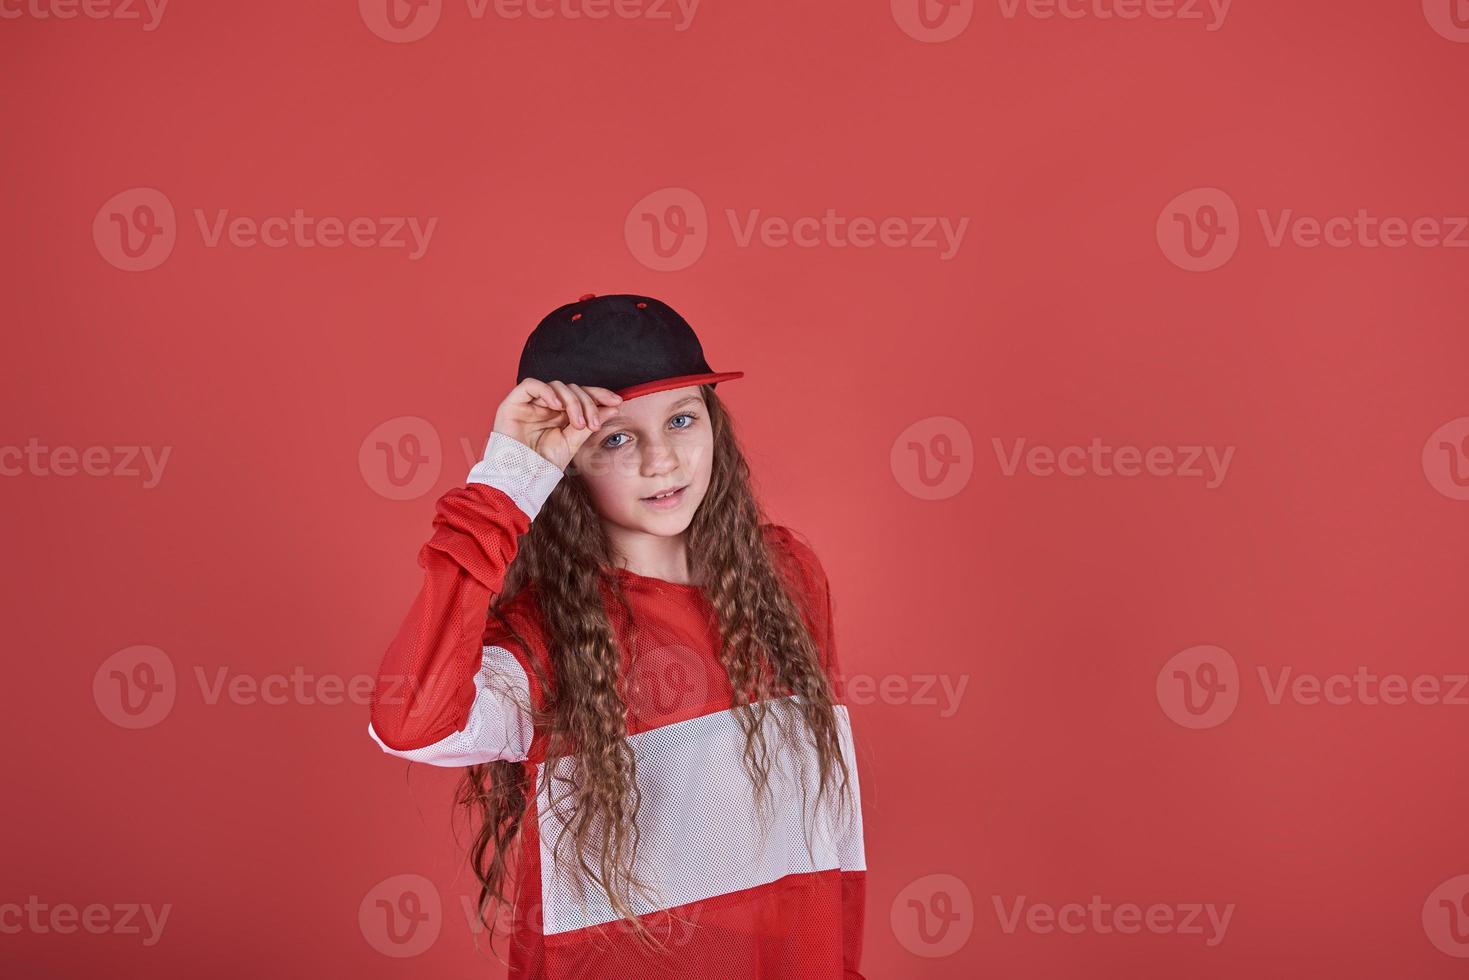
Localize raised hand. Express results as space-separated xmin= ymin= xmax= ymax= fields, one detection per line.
xmin=492 ymin=379 xmax=623 ymax=471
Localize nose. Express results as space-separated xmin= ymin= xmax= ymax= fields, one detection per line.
xmin=639 ymin=437 xmax=680 ymax=479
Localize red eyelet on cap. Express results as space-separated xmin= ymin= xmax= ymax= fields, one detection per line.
xmin=636 ymin=302 xmax=647 ymax=309
xmin=578 ymin=293 xmax=597 ymax=302
xmin=571 ymin=313 xmax=582 ymax=321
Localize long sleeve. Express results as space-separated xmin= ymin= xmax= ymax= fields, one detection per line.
xmin=367 ymin=430 xmax=563 ymax=766
xmin=817 ymin=545 xmax=868 ymax=980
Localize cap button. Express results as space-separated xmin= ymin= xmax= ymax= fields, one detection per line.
xmin=578 ymin=293 xmax=597 ymax=302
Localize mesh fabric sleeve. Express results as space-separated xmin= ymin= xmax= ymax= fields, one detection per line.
xmin=367 ymin=430 xmax=563 ymax=766
xmin=815 ymin=539 xmax=868 ymax=980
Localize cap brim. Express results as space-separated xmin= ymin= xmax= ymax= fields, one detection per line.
xmin=614 ymin=371 xmax=744 ymax=401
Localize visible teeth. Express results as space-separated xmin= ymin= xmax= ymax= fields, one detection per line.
xmin=650 ymin=488 xmax=679 ymax=499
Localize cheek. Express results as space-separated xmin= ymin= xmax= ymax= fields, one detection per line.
xmin=581 ymin=467 xmax=636 ymax=513
xmin=683 ymin=434 xmax=715 ymax=488
xmin=575 ymin=449 xmax=652 ymax=511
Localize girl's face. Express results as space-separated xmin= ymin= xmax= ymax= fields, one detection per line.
xmin=571 ymin=385 xmax=714 ymax=537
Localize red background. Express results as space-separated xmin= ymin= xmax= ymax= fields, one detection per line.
xmin=4 ymin=1 xmax=1468 ymax=976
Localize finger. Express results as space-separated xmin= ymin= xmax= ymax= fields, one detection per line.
xmin=583 ymin=386 xmax=624 ymax=406
xmin=569 ymin=384 xmax=602 ymax=430
xmin=563 ymin=420 xmax=599 ymax=456
xmin=520 ymin=378 xmax=563 ymax=410
xmin=548 ymin=381 xmax=584 ymax=427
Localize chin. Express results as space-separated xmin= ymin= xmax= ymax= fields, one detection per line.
xmin=638 ymin=519 xmax=693 ymax=537
xmin=639 ymin=507 xmax=698 ymax=533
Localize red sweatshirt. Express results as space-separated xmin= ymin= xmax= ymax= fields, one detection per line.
xmin=368 ymin=430 xmax=868 ymax=979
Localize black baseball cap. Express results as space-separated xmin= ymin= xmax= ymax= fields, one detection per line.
xmin=516 ymin=293 xmax=744 ymax=401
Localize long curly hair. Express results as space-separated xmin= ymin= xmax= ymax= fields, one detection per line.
xmin=454 ymin=383 xmax=857 ymax=964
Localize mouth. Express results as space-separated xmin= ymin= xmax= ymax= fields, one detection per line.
xmin=641 ymin=484 xmax=688 ymax=510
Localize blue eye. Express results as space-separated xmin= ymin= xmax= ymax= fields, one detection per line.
xmin=600 ymin=412 xmax=699 ymax=450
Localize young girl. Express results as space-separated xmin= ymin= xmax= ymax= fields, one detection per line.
xmin=368 ymin=293 xmax=867 ymax=979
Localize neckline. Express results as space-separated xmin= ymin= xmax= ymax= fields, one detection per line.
xmin=612 ymin=566 xmax=704 ymax=592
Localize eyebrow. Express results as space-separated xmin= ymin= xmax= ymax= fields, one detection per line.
xmin=598 ymin=395 xmax=703 ymax=427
